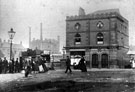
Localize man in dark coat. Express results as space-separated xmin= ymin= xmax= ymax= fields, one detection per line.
xmin=65 ymin=56 xmax=72 ymax=73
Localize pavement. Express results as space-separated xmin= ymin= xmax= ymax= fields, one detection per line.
xmin=0 ymin=68 xmax=135 ymax=92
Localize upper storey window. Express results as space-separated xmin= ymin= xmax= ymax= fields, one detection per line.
xmin=74 ymin=33 xmax=81 ymax=45
xmin=97 ymin=33 xmax=104 ymax=44
xmin=74 ymin=23 xmax=81 ymax=30
xmin=97 ymin=21 xmax=104 ymax=29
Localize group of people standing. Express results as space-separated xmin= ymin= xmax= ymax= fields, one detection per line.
xmin=65 ymin=56 xmax=87 ymax=74
xmin=0 ymin=56 xmax=49 ymax=75
xmin=0 ymin=57 xmax=20 ymax=74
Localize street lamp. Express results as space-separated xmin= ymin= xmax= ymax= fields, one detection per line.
xmin=62 ymin=47 xmax=65 ymax=59
xmin=8 ymin=28 xmax=16 ymax=60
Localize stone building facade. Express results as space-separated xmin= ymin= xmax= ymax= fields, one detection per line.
xmin=0 ymin=39 xmax=26 ymax=60
xmin=65 ymin=8 xmax=129 ymax=68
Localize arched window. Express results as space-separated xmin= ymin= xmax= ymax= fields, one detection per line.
xmin=74 ymin=33 xmax=81 ymax=45
xmin=97 ymin=33 xmax=104 ymax=44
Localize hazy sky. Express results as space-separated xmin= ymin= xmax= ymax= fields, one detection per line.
xmin=0 ymin=0 xmax=135 ymax=50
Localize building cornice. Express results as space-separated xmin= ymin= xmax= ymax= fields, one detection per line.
xmin=66 ymin=12 xmax=128 ymax=24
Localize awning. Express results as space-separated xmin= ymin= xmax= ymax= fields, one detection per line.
xmin=127 ymin=51 xmax=135 ymax=54
xmin=69 ymin=49 xmax=86 ymax=51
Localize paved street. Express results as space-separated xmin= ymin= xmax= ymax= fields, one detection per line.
xmin=0 ymin=69 xmax=135 ymax=92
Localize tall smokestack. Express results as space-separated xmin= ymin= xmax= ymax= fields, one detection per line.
xmin=57 ymin=36 xmax=60 ymax=52
xmin=40 ymin=23 xmax=43 ymax=41
xmin=29 ymin=27 xmax=31 ymax=48
xmin=40 ymin=23 xmax=43 ymax=50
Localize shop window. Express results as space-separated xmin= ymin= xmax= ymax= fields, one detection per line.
xmin=74 ymin=33 xmax=81 ymax=45
xmin=97 ymin=33 xmax=104 ymax=44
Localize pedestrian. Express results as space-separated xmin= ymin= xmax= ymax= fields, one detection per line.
xmin=25 ymin=60 xmax=31 ymax=77
xmin=31 ymin=59 xmax=36 ymax=73
xmin=65 ymin=56 xmax=72 ymax=73
xmin=35 ymin=59 xmax=39 ymax=73
xmin=41 ymin=58 xmax=48 ymax=72
xmin=0 ymin=58 xmax=2 ymax=74
xmin=15 ymin=58 xmax=19 ymax=73
xmin=3 ymin=57 xmax=8 ymax=73
xmin=8 ymin=60 xmax=12 ymax=73
xmin=78 ymin=56 xmax=87 ymax=72
xmin=19 ymin=57 xmax=23 ymax=71
xmin=130 ymin=57 xmax=135 ymax=69
xmin=11 ymin=58 xmax=15 ymax=73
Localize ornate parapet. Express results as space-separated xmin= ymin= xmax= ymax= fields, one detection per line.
xmin=66 ymin=10 xmax=128 ymax=24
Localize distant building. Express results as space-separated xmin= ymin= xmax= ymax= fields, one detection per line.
xmin=65 ymin=8 xmax=129 ymax=68
xmin=29 ymin=23 xmax=60 ymax=54
xmin=0 ymin=39 xmax=26 ymax=60
xmin=30 ymin=37 xmax=60 ymax=54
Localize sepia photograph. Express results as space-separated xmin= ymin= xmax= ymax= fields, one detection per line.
xmin=0 ymin=0 xmax=135 ymax=91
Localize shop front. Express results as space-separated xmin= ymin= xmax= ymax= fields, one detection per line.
xmin=69 ymin=49 xmax=85 ymax=65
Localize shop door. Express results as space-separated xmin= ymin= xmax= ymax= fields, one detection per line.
xmin=101 ymin=54 xmax=108 ymax=68
xmin=92 ymin=54 xmax=99 ymax=68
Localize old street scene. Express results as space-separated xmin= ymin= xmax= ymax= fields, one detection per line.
xmin=1 ymin=0 xmax=135 ymax=92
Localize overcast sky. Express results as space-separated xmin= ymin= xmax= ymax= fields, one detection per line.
xmin=0 ymin=0 xmax=135 ymax=50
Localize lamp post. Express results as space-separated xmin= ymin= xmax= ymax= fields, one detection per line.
xmin=62 ymin=47 xmax=65 ymax=59
xmin=8 ymin=28 xmax=16 ymax=60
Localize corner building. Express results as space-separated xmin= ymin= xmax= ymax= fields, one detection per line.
xmin=65 ymin=9 xmax=129 ymax=68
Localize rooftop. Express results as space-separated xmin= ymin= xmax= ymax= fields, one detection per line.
xmin=0 ymin=42 xmax=25 ymax=49
xmin=66 ymin=8 xmax=128 ymax=23
xmin=91 ymin=9 xmax=120 ymax=15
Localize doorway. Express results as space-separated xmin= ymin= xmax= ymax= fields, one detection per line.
xmin=92 ymin=54 xmax=99 ymax=68
xmin=101 ymin=54 xmax=108 ymax=68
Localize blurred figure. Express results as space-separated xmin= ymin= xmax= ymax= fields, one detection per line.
xmin=40 ymin=58 xmax=48 ymax=72
xmin=15 ymin=58 xmax=19 ymax=73
xmin=0 ymin=58 xmax=2 ymax=74
xmin=130 ymin=57 xmax=135 ymax=69
xmin=31 ymin=59 xmax=36 ymax=73
xmin=25 ymin=60 xmax=31 ymax=77
xmin=11 ymin=58 xmax=15 ymax=73
xmin=3 ymin=57 xmax=8 ymax=73
xmin=65 ymin=56 xmax=72 ymax=73
xmin=79 ymin=56 xmax=87 ymax=72
xmin=35 ymin=59 xmax=39 ymax=73
xmin=8 ymin=60 xmax=12 ymax=73
xmin=19 ymin=57 xmax=23 ymax=71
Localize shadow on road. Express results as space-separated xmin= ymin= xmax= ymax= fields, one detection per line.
xmin=7 ymin=80 xmax=135 ymax=92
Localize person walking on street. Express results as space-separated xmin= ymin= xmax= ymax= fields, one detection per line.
xmin=65 ymin=56 xmax=72 ymax=74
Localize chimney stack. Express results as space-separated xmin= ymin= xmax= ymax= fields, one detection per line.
xmin=79 ymin=7 xmax=85 ymax=16
xmin=40 ymin=23 xmax=43 ymax=50
xmin=40 ymin=23 xmax=43 ymax=41
xmin=29 ymin=27 xmax=31 ymax=48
